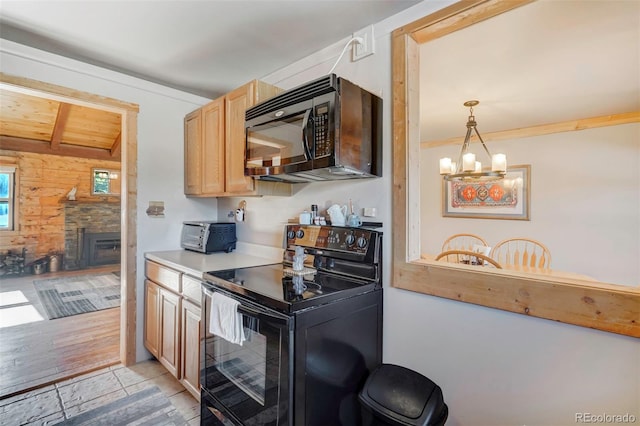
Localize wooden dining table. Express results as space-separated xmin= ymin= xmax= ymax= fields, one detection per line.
xmin=420 ymin=253 xmax=598 ymax=282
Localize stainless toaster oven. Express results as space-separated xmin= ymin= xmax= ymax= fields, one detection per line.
xmin=181 ymin=221 xmax=236 ymax=254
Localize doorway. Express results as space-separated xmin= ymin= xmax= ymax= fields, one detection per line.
xmin=0 ymin=73 xmax=138 ymax=397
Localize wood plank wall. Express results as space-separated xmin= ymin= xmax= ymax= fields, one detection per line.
xmin=0 ymin=150 xmax=120 ymax=264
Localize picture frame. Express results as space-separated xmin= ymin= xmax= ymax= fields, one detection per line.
xmin=442 ymin=164 xmax=530 ymax=220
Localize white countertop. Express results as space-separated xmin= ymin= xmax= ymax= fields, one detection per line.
xmin=145 ymin=242 xmax=283 ymax=279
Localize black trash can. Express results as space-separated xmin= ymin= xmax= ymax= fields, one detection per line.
xmin=358 ymin=364 xmax=448 ymax=426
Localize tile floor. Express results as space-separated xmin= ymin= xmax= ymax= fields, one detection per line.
xmin=0 ymin=360 xmax=200 ymax=425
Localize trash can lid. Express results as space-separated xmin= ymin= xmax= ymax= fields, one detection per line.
xmin=359 ymin=364 xmax=446 ymax=426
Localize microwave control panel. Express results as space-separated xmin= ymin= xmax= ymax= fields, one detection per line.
xmin=313 ymin=103 xmax=331 ymax=157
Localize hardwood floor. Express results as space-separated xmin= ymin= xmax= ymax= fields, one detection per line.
xmin=0 ymin=266 xmax=120 ymax=399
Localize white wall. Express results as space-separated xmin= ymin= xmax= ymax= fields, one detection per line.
xmin=218 ymin=1 xmax=640 ymax=424
xmin=0 ymin=39 xmax=217 ymax=360
xmin=422 ymin=124 xmax=640 ymax=286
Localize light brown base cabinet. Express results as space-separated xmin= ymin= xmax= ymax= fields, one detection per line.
xmin=180 ymin=298 xmax=201 ymax=398
xmin=144 ymin=260 xmax=202 ymax=401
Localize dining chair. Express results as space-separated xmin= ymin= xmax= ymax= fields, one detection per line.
xmin=490 ymin=238 xmax=552 ymax=270
xmin=441 ymin=233 xmax=489 ymax=253
xmin=435 ymin=250 xmax=502 ymax=268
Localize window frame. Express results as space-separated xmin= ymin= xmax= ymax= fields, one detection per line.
xmin=91 ymin=167 xmax=120 ymax=196
xmin=391 ymin=0 xmax=640 ymax=338
xmin=0 ymin=164 xmax=18 ymax=232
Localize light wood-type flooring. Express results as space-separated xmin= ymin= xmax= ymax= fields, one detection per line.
xmin=0 ymin=266 xmax=120 ymax=399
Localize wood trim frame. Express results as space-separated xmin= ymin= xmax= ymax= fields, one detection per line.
xmin=0 ymin=72 xmax=139 ymax=363
xmin=422 ymin=111 xmax=640 ymax=149
xmin=391 ymin=0 xmax=640 ymax=337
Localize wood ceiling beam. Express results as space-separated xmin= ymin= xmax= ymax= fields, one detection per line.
xmin=0 ymin=135 xmax=120 ymax=162
xmin=421 ymin=111 xmax=640 ymax=149
xmin=50 ymin=103 xmax=71 ymax=150
xmin=110 ymin=132 xmax=121 ymax=158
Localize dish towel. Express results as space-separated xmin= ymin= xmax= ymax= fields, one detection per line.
xmin=208 ymin=292 xmax=246 ymax=345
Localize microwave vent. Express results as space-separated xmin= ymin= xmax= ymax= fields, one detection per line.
xmin=246 ymin=74 xmax=337 ymax=120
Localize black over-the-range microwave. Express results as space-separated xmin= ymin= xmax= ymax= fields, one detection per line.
xmin=244 ymin=73 xmax=382 ymax=183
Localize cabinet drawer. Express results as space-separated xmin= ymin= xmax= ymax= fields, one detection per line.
xmin=182 ymin=275 xmax=202 ymax=306
xmin=145 ymin=260 xmax=181 ymax=293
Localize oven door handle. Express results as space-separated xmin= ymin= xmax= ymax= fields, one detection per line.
xmin=203 ymin=287 xmax=290 ymax=326
xmin=238 ymin=303 xmax=289 ymax=326
xmin=236 ymin=304 xmax=265 ymax=317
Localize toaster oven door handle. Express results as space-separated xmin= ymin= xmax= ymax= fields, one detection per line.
xmin=302 ymin=109 xmax=313 ymax=160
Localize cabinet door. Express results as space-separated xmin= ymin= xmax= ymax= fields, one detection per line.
xmin=184 ymin=109 xmax=202 ymax=195
xmin=224 ymin=82 xmax=255 ymax=193
xmin=144 ymin=280 xmax=160 ymax=358
xmin=202 ymin=98 xmax=226 ymax=194
xmin=159 ymin=288 xmax=181 ymax=377
xmin=180 ymin=299 xmax=201 ymax=401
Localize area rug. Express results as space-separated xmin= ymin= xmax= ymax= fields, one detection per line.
xmin=57 ymin=385 xmax=188 ymax=426
xmin=33 ymin=272 xmax=120 ymax=320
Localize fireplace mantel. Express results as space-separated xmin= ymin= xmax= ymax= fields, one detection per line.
xmin=61 ymin=197 xmax=120 ymax=205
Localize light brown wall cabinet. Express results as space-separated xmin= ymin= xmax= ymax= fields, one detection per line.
xmin=144 ymin=260 xmax=202 ymax=401
xmin=184 ymin=80 xmax=281 ymax=197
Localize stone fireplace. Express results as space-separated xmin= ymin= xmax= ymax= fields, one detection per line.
xmin=64 ymin=201 xmax=121 ymax=270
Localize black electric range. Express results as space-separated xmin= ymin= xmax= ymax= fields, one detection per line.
xmin=200 ymin=224 xmax=383 ymax=426
xmin=203 ymin=224 xmax=381 ymax=313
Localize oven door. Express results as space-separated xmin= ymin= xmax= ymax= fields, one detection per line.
xmin=201 ymin=283 xmax=292 ymax=426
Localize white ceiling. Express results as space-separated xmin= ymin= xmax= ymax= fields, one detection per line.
xmin=420 ymin=0 xmax=640 ymax=141
xmin=0 ymin=0 xmax=421 ymax=99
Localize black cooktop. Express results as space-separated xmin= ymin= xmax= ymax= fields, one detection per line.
xmin=204 ymin=263 xmax=377 ymax=313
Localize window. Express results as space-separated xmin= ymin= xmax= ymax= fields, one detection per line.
xmin=91 ymin=168 xmax=120 ymax=196
xmin=0 ymin=166 xmax=16 ymax=231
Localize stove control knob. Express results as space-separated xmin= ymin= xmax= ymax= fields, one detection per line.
xmin=345 ymin=234 xmax=356 ymax=246
xmin=356 ymin=236 xmax=368 ymax=249
xmin=287 ymin=230 xmax=296 ymax=240
xmin=296 ymin=229 xmax=305 ymax=239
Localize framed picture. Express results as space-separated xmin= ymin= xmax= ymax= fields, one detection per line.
xmin=442 ymin=164 xmax=530 ymax=220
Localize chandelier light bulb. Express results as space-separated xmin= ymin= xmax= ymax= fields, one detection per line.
xmin=439 ymin=157 xmax=452 ymax=175
xmin=462 ymin=153 xmax=476 ymax=171
xmin=492 ymin=153 xmax=507 ymax=172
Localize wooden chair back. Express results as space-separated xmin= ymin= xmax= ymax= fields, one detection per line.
xmin=441 ymin=233 xmax=489 ymax=252
xmin=490 ymin=238 xmax=552 ymax=269
xmin=435 ymin=250 xmax=502 ymax=269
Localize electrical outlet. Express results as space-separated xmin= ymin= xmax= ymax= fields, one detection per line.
xmin=363 ymin=207 xmax=377 ymax=217
xmin=352 ymin=25 xmax=375 ymax=61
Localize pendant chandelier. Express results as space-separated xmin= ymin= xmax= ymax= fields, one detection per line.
xmin=439 ymin=100 xmax=507 ymax=182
